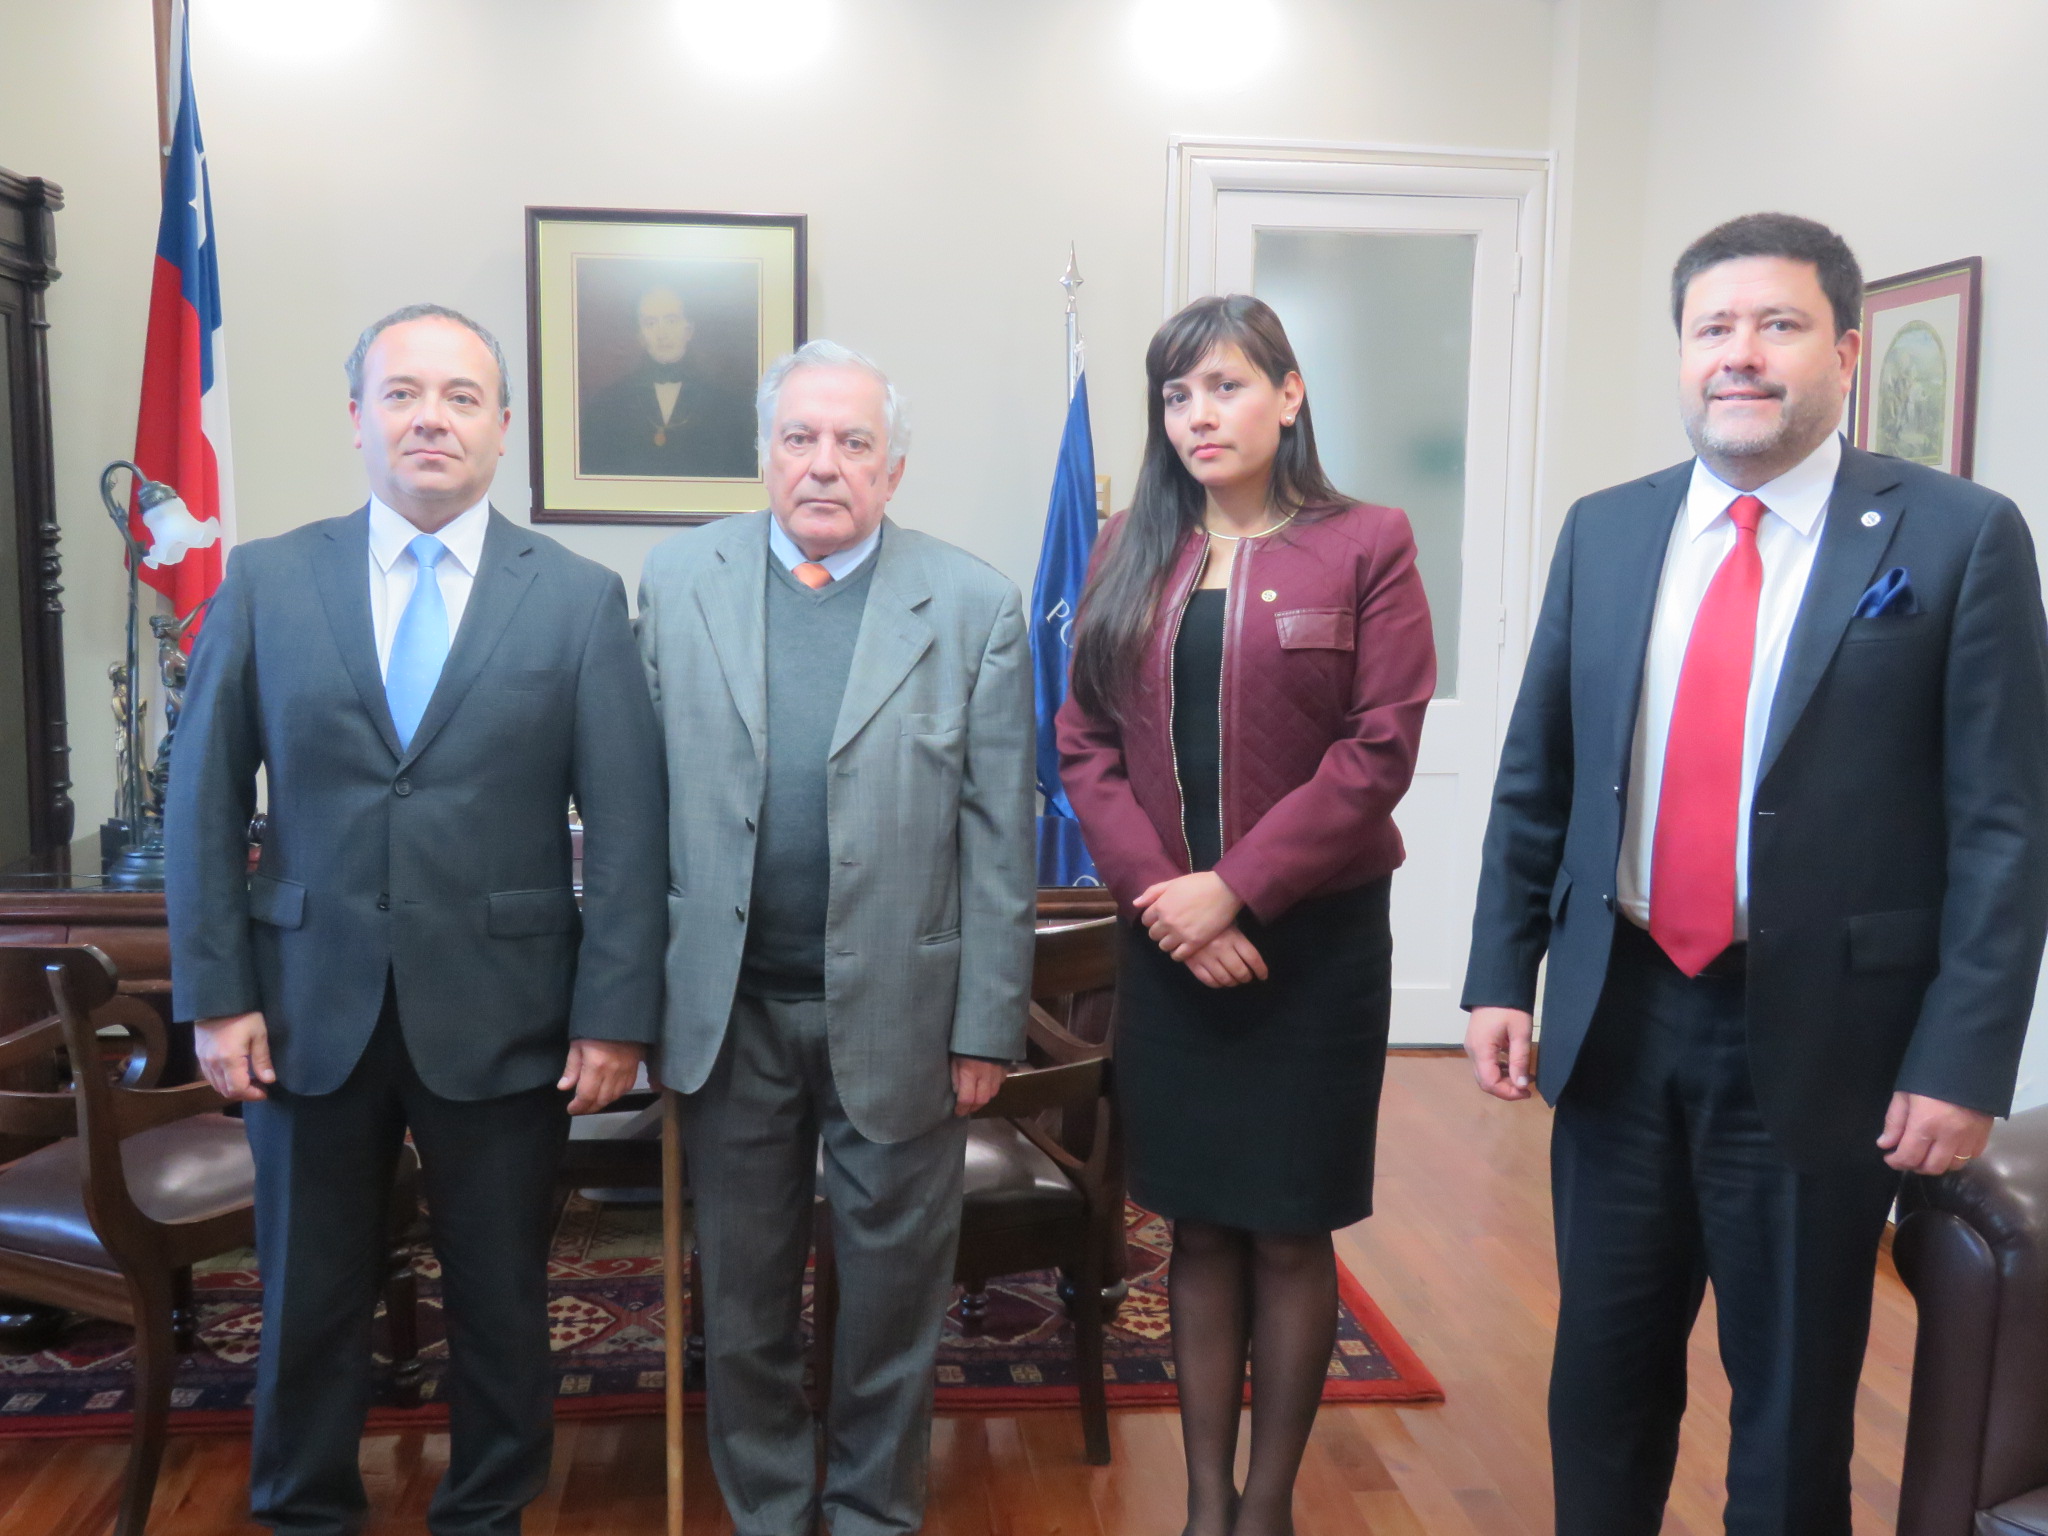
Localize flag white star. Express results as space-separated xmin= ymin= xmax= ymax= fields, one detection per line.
xmin=188 ymin=150 xmax=209 ymax=249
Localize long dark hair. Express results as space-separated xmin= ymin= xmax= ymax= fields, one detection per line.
xmin=1069 ymin=294 xmax=1347 ymax=722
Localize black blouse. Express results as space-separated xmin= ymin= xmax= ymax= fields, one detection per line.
xmin=1171 ymin=589 xmax=1227 ymax=873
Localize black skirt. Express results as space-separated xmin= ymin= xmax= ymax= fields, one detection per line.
xmin=1116 ymin=877 xmax=1393 ymax=1234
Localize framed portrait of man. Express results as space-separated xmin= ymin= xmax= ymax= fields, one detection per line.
xmin=526 ymin=206 xmax=806 ymax=523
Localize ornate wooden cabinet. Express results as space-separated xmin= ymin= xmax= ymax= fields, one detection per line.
xmin=0 ymin=168 xmax=71 ymax=868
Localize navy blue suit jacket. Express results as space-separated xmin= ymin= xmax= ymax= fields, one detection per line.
xmin=167 ymin=507 xmax=667 ymax=1100
xmin=1464 ymin=444 xmax=2048 ymax=1167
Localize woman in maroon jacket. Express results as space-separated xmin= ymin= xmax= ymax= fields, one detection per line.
xmin=1058 ymin=295 xmax=1433 ymax=1536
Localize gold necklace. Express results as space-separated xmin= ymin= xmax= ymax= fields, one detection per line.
xmin=1204 ymin=508 xmax=1299 ymax=542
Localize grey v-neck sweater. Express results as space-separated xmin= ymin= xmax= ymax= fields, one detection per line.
xmin=738 ymin=551 xmax=878 ymax=1000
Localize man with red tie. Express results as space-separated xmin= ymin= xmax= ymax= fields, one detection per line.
xmin=1462 ymin=213 xmax=2048 ymax=1535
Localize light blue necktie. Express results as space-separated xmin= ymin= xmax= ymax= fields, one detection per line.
xmin=385 ymin=535 xmax=451 ymax=749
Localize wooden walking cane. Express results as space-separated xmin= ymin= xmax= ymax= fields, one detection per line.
xmin=662 ymin=1089 xmax=686 ymax=1535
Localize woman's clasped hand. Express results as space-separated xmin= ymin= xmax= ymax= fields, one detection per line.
xmin=1134 ymin=870 xmax=1268 ymax=987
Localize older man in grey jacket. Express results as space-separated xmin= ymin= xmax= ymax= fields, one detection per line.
xmin=639 ymin=341 xmax=1035 ymax=1535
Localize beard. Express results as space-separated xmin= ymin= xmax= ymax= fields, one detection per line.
xmin=1683 ymin=373 xmax=1836 ymax=466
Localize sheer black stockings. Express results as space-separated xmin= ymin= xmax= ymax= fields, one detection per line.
xmin=1168 ymin=1218 xmax=1339 ymax=1536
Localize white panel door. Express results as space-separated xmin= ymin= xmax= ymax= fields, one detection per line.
xmin=1209 ymin=188 xmax=1531 ymax=1044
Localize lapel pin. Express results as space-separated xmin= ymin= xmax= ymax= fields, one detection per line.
xmin=1261 ymin=589 xmax=1277 ymax=602
xmin=1861 ymin=511 xmax=1882 ymax=527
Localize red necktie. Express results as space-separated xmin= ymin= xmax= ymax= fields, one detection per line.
xmin=792 ymin=561 xmax=831 ymax=590
xmin=1649 ymin=494 xmax=1766 ymax=977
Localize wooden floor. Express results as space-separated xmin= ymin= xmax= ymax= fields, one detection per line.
xmin=2 ymin=1054 xmax=1918 ymax=1535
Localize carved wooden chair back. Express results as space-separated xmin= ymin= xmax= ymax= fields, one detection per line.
xmin=0 ymin=946 xmax=226 ymax=1274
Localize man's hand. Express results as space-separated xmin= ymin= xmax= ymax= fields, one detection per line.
xmin=1878 ymin=1091 xmax=1994 ymax=1175
xmin=1135 ymin=872 xmax=1243 ymax=960
xmin=558 ymin=1039 xmax=645 ymax=1116
xmin=196 ymin=1011 xmax=276 ymax=1102
xmin=1465 ymin=1007 xmax=1535 ymax=1101
xmin=951 ymin=1055 xmax=1008 ymax=1117
xmin=1183 ymin=926 xmax=1269 ymax=989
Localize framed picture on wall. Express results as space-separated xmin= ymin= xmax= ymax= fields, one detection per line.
xmin=1850 ymin=256 xmax=1981 ymax=480
xmin=525 ymin=206 xmax=806 ymax=524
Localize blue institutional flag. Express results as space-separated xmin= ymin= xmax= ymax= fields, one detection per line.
xmin=1030 ymin=373 xmax=1101 ymax=886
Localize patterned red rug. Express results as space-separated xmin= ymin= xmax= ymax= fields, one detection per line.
xmin=0 ymin=1197 xmax=1440 ymax=1438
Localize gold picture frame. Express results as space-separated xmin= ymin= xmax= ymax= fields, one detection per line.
xmin=525 ymin=206 xmax=806 ymax=524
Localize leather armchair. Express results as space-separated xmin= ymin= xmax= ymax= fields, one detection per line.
xmin=1894 ymin=1104 xmax=2048 ymax=1535
xmin=0 ymin=946 xmax=421 ymax=1536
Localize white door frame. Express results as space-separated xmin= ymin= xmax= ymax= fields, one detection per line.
xmin=1164 ymin=135 xmax=1554 ymax=716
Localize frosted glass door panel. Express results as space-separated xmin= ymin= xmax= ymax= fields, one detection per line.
xmin=1255 ymin=230 xmax=1473 ymax=696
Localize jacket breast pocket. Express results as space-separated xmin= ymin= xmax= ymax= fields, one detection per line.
xmin=494 ymin=668 xmax=569 ymax=691
xmin=1841 ymin=613 xmax=1930 ymax=645
xmin=1275 ymin=608 xmax=1355 ymax=651
xmin=901 ymin=705 xmax=967 ymax=736
xmin=247 ymin=874 xmax=306 ymax=930
xmin=1846 ymin=908 xmax=1939 ymax=972
xmin=487 ymin=887 xmax=580 ymax=939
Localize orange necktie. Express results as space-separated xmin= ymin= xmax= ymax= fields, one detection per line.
xmin=792 ymin=561 xmax=831 ymax=590
xmin=1649 ymin=494 xmax=1766 ymax=976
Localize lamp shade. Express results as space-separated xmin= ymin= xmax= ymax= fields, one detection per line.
xmin=137 ymin=482 xmax=221 ymax=570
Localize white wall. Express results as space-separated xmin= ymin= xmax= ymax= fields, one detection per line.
xmin=1624 ymin=0 xmax=2048 ymax=1107
xmin=0 ymin=0 xmax=1558 ymax=835
xmin=1538 ymin=0 xmax=1658 ymax=558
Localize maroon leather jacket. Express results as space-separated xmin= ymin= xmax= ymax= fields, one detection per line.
xmin=1057 ymin=503 xmax=1434 ymax=923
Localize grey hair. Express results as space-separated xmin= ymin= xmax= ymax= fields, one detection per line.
xmin=345 ymin=303 xmax=512 ymax=410
xmin=755 ymin=339 xmax=910 ymax=470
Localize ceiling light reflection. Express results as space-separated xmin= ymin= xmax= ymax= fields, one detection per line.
xmin=197 ymin=0 xmax=383 ymax=64
xmin=673 ymin=0 xmax=835 ymax=81
xmin=1129 ymin=0 xmax=1283 ymax=91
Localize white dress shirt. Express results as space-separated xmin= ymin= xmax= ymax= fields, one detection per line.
xmin=1616 ymin=433 xmax=1843 ymax=936
xmin=368 ymin=495 xmax=491 ymax=681
xmin=766 ymin=516 xmax=881 ymax=582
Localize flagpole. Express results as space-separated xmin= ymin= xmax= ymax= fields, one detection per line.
xmin=152 ymin=0 xmax=181 ymax=170
xmin=1060 ymin=244 xmax=1084 ymax=399
xmin=1033 ymin=247 xmax=1100 ymax=888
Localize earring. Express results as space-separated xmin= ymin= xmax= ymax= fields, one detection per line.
xmin=1282 ymin=415 xmax=1296 ymax=426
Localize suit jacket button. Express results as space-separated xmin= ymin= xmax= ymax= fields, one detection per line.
xmin=377 ymin=896 xmax=391 ymax=911
xmin=734 ymin=905 xmax=746 ymax=921
xmin=745 ymin=816 xmax=756 ymax=832
xmin=394 ymin=778 xmax=412 ymax=797
xmin=1602 ymin=893 xmax=1614 ymax=911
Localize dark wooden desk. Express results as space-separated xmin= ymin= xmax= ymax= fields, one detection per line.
xmin=0 ymin=837 xmax=171 ymax=1010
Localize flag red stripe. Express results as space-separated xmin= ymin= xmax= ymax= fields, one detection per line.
xmin=131 ymin=252 xmax=223 ymax=626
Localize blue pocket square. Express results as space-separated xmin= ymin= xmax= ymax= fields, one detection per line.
xmin=1855 ymin=567 xmax=1918 ymax=618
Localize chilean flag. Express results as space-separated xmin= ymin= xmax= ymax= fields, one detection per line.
xmin=131 ymin=4 xmax=234 ymax=633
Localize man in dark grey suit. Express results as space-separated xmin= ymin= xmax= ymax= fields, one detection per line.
xmin=1463 ymin=215 xmax=2048 ymax=1534
xmin=167 ymin=304 xmax=665 ymax=1536
xmin=638 ymin=340 xmax=1035 ymax=1535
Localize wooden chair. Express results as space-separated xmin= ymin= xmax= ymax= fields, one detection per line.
xmin=814 ymin=915 xmax=1122 ymax=1465
xmin=0 ymin=946 xmax=421 ymax=1536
